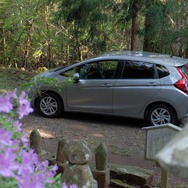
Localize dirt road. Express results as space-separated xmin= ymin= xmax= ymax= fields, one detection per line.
xmin=22 ymin=112 xmax=188 ymax=187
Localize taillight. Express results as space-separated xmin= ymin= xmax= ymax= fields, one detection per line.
xmin=174 ymin=67 xmax=188 ymax=94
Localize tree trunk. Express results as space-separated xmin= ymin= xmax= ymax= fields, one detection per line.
xmin=23 ymin=20 xmax=32 ymax=68
xmin=143 ymin=0 xmax=152 ymax=52
xmin=0 ymin=27 xmax=5 ymax=64
xmin=186 ymin=45 xmax=188 ymax=58
xmin=47 ymin=41 xmax=52 ymax=68
xmin=171 ymin=0 xmax=182 ymax=56
xmin=131 ymin=2 xmax=139 ymax=51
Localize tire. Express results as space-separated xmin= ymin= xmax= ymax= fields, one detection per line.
xmin=36 ymin=92 xmax=63 ymax=118
xmin=146 ymin=104 xmax=177 ymax=126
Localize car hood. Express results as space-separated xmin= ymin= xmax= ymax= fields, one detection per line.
xmin=33 ymin=70 xmax=54 ymax=79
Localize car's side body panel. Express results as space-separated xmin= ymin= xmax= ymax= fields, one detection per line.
xmin=112 ymin=79 xmax=162 ymax=117
xmin=66 ymin=79 xmax=115 ymax=113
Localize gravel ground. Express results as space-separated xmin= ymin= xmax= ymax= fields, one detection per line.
xmin=22 ymin=111 xmax=188 ymax=187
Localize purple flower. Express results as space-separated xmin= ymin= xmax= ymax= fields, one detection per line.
xmin=14 ymin=120 xmax=22 ymax=131
xmin=0 ymin=93 xmax=13 ymax=113
xmin=44 ymin=163 xmax=58 ymax=183
xmin=16 ymin=170 xmax=44 ymax=188
xmin=0 ymin=147 xmax=19 ymax=177
xmin=50 ymin=164 xmax=58 ymax=175
xmin=10 ymin=88 xmax=18 ymax=99
xmin=0 ymin=128 xmax=13 ymax=146
xmin=20 ymin=132 xmax=29 ymax=147
xmin=18 ymin=92 xmax=33 ymax=119
xmin=11 ymin=140 xmax=20 ymax=153
xmin=0 ymin=89 xmax=62 ymax=187
xmin=62 ymin=183 xmax=68 ymax=188
xmin=18 ymin=150 xmax=39 ymax=175
xmin=70 ymin=185 xmax=78 ymax=188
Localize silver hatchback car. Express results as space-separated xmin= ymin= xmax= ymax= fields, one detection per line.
xmin=28 ymin=51 xmax=188 ymax=126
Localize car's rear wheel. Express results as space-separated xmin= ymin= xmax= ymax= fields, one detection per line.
xmin=36 ymin=92 xmax=63 ymax=118
xmin=146 ymin=104 xmax=177 ymax=126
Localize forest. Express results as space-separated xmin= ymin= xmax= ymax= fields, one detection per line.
xmin=0 ymin=0 xmax=188 ymax=70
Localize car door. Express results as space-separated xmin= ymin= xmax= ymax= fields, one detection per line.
xmin=66 ymin=60 xmax=119 ymax=113
xmin=113 ymin=60 xmax=161 ymax=117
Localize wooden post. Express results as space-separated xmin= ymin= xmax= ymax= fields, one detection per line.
xmin=161 ymin=168 xmax=168 ymax=188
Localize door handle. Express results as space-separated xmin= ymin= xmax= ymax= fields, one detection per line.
xmin=101 ymin=83 xmax=113 ymax=87
xmin=147 ymin=82 xmax=159 ymax=86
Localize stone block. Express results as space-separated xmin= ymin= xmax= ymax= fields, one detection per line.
xmin=108 ymin=163 xmax=153 ymax=187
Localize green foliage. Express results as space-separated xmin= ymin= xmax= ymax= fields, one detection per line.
xmin=21 ymin=74 xmax=73 ymax=101
xmin=0 ymin=176 xmax=17 ymax=188
xmin=22 ymin=76 xmax=62 ymax=91
xmin=0 ymin=0 xmax=188 ymax=70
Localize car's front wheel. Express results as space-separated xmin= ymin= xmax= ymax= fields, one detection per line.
xmin=146 ymin=104 xmax=177 ymax=126
xmin=36 ymin=92 xmax=63 ymax=118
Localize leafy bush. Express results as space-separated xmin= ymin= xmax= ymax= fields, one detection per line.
xmin=0 ymin=89 xmax=76 ymax=188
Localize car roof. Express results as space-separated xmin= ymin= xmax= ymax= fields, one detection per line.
xmin=95 ymin=51 xmax=188 ymax=67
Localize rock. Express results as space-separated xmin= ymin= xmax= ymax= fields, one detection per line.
xmin=65 ymin=140 xmax=92 ymax=164
xmin=110 ymin=179 xmax=133 ymax=188
xmin=108 ymin=163 xmax=153 ymax=187
xmin=30 ymin=129 xmax=42 ymax=154
xmin=62 ymin=164 xmax=98 ymax=188
xmin=56 ymin=138 xmax=69 ymax=163
xmin=62 ymin=140 xmax=97 ymax=187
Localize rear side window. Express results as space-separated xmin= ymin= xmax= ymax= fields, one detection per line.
xmin=156 ymin=64 xmax=169 ymax=78
xmin=122 ymin=60 xmax=155 ymax=79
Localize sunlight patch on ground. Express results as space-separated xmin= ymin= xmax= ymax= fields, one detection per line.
xmin=40 ymin=131 xmax=54 ymax=138
xmin=23 ymin=127 xmax=54 ymax=138
xmin=93 ymin=133 xmax=104 ymax=137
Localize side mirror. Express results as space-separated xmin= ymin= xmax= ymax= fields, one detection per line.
xmin=73 ymin=73 xmax=80 ymax=83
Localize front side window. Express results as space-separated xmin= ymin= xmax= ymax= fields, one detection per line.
xmin=122 ymin=60 xmax=155 ymax=79
xmin=60 ymin=67 xmax=77 ymax=77
xmin=78 ymin=60 xmax=119 ymax=79
xmin=60 ymin=60 xmax=119 ymax=79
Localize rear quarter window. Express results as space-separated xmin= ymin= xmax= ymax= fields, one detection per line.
xmin=180 ymin=63 xmax=188 ymax=78
xmin=156 ymin=64 xmax=169 ymax=78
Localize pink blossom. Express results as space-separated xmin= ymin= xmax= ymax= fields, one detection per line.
xmin=18 ymin=92 xmax=33 ymax=119
xmin=0 ymin=93 xmax=13 ymax=113
xmin=18 ymin=150 xmax=39 ymax=175
xmin=69 ymin=185 xmax=78 ymax=188
xmin=16 ymin=169 xmax=44 ymax=188
xmin=62 ymin=183 xmax=68 ymax=188
xmin=0 ymin=148 xmax=19 ymax=177
xmin=40 ymin=162 xmax=58 ymax=184
xmin=13 ymin=120 xmax=22 ymax=131
xmin=10 ymin=88 xmax=18 ymax=99
xmin=0 ymin=128 xmax=13 ymax=146
xmin=0 ymin=89 xmax=61 ymax=187
xmin=20 ymin=132 xmax=29 ymax=147
xmin=17 ymin=152 xmax=57 ymax=188
xmin=11 ymin=140 xmax=20 ymax=153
